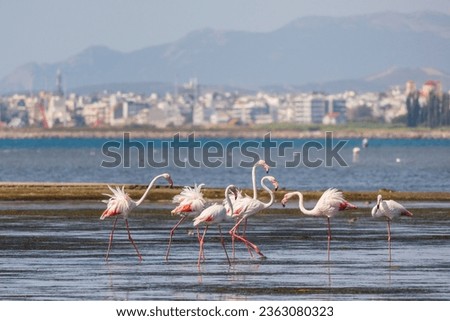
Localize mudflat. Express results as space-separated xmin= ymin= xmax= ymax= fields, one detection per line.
xmin=0 ymin=182 xmax=449 ymax=202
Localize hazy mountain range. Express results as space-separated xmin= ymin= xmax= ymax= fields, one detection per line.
xmin=1 ymin=11 xmax=450 ymax=94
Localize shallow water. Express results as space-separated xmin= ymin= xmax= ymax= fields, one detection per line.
xmin=0 ymin=203 xmax=449 ymax=300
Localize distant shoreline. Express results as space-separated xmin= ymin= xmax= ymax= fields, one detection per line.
xmin=0 ymin=182 xmax=449 ymax=202
xmin=1 ymin=127 xmax=450 ymax=139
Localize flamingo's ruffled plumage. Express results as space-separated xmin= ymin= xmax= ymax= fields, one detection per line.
xmin=171 ymin=183 xmax=206 ymax=216
xmin=100 ymin=185 xmax=135 ymax=219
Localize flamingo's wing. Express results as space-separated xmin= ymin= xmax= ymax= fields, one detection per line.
xmin=315 ymin=188 xmax=346 ymax=214
xmin=229 ymin=195 xmax=253 ymax=216
xmin=173 ymin=183 xmax=206 ymax=204
xmin=384 ymin=200 xmax=412 ymax=217
xmin=193 ymin=203 xmax=225 ymax=226
xmin=172 ymin=197 xmax=205 ymax=215
xmin=100 ymin=185 xmax=132 ymax=219
xmin=234 ymin=198 xmax=265 ymax=217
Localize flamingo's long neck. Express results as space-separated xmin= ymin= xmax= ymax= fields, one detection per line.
xmin=377 ymin=195 xmax=382 ymax=209
xmin=251 ymin=164 xmax=258 ymax=199
xmin=224 ymin=185 xmax=234 ymax=217
xmin=135 ymin=174 xmax=165 ymax=206
xmin=294 ymin=192 xmax=316 ymax=215
xmin=260 ymin=177 xmax=275 ymax=209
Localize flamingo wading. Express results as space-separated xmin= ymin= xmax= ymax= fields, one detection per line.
xmin=224 ymin=159 xmax=270 ymax=257
xmin=371 ymin=194 xmax=413 ymax=242
xmin=193 ymin=185 xmax=239 ymax=266
xmin=281 ymin=188 xmax=357 ymax=241
xmin=165 ymin=183 xmax=206 ymax=261
xmin=229 ymin=176 xmax=279 ymax=258
xmin=100 ymin=173 xmax=173 ymax=261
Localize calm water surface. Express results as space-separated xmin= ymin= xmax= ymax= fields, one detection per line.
xmin=0 ymin=202 xmax=449 ymax=300
xmin=0 ymin=137 xmax=449 ymax=191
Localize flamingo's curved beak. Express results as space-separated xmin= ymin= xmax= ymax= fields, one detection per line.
xmin=273 ymin=180 xmax=279 ymax=192
xmin=167 ymin=178 xmax=174 ymax=188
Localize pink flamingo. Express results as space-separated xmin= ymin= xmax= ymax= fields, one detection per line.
xmin=225 ymin=159 xmax=270 ymax=256
xmin=224 ymin=159 xmax=270 ymax=213
xmin=193 ymin=185 xmax=239 ymax=266
xmin=165 ymin=183 xmax=206 ymax=261
xmin=100 ymin=173 xmax=173 ymax=261
xmin=281 ymin=188 xmax=357 ymax=241
xmin=229 ymin=176 xmax=279 ymax=258
xmin=371 ymin=194 xmax=413 ymax=242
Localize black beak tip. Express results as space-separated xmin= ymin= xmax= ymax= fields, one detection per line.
xmin=282 ymin=203 xmax=285 ymax=208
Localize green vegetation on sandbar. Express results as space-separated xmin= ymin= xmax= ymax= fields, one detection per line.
xmin=0 ymin=123 xmax=449 ymax=139
xmin=0 ymin=183 xmax=449 ymax=202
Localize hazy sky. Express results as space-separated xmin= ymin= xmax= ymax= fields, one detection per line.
xmin=0 ymin=0 xmax=449 ymax=78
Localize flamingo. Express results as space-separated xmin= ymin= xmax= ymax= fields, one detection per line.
xmin=281 ymin=188 xmax=357 ymax=242
xmin=371 ymin=194 xmax=413 ymax=242
xmin=249 ymin=159 xmax=270 ymax=198
xmin=100 ymin=173 xmax=173 ymax=261
xmin=224 ymin=159 xmax=269 ymax=256
xmin=165 ymin=183 xmax=206 ymax=261
xmin=229 ymin=176 xmax=279 ymax=258
xmin=193 ymin=185 xmax=239 ymax=266
xmin=225 ymin=159 xmax=270 ymax=213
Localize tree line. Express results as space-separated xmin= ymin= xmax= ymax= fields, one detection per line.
xmin=406 ymin=91 xmax=450 ymax=127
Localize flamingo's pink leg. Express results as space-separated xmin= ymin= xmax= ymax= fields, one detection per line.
xmin=326 ymin=217 xmax=332 ymax=241
xmin=165 ymin=216 xmax=187 ymax=261
xmin=198 ymin=226 xmax=208 ymax=266
xmin=230 ymin=217 xmax=265 ymax=258
xmin=242 ymin=218 xmax=254 ymax=257
xmin=105 ymin=217 xmax=118 ymax=261
xmin=387 ymin=219 xmax=391 ymax=242
xmin=125 ymin=219 xmax=142 ymax=262
xmin=218 ymin=225 xmax=231 ymax=265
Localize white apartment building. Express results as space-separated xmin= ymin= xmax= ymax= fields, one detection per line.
xmin=291 ymin=94 xmax=327 ymax=124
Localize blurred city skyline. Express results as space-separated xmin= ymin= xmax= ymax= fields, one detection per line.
xmin=1 ymin=0 xmax=449 ymax=79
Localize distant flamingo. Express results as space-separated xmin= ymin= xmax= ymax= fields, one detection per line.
xmin=371 ymin=194 xmax=413 ymax=242
xmin=100 ymin=173 xmax=173 ymax=261
xmin=281 ymin=188 xmax=357 ymax=242
xmin=166 ymin=183 xmax=206 ymax=261
xmin=193 ymin=185 xmax=239 ymax=266
xmin=229 ymin=176 xmax=279 ymax=258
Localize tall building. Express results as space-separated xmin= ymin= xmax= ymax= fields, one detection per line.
xmin=55 ymin=69 xmax=64 ymax=97
xmin=292 ymin=94 xmax=326 ymax=124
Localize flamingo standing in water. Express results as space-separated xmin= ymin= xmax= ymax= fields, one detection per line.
xmin=165 ymin=183 xmax=206 ymax=261
xmin=225 ymin=159 xmax=270 ymax=214
xmin=193 ymin=185 xmax=239 ymax=266
xmin=281 ymin=188 xmax=357 ymax=242
xmin=229 ymin=176 xmax=279 ymax=258
xmin=224 ymin=159 xmax=270 ymax=256
xmin=371 ymin=194 xmax=413 ymax=242
xmin=100 ymin=173 xmax=173 ymax=261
